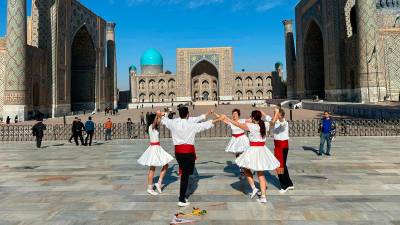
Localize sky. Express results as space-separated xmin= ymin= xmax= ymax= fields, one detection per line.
xmin=0 ymin=0 xmax=298 ymax=91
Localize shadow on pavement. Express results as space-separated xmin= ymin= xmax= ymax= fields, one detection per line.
xmin=303 ymin=146 xmax=319 ymax=155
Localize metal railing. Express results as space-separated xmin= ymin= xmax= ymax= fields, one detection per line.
xmin=0 ymin=119 xmax=399 ymax=142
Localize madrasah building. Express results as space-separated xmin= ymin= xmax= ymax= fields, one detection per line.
xmin=128 ymin=47 xmax=286 ymax=108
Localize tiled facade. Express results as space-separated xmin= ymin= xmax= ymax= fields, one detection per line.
xmin=0 ymin=0 xmax=116 ymax=121
xmin=285 ymin=0 xmax=400 ymax=103
xmin=129 ymin=47 xmax=285 ymax=107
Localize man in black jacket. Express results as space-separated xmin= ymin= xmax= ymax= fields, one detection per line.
xmin=32 ymin=119 xmax=46 ymax=148
xmin=71 ymin=118 xmax=85 ymax=146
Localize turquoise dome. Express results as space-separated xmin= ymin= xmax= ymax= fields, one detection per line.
xmin=140 ymin=48 xmax=163 ymax=66
xmin=275 ymin=61 xmax=283 ymax=70
xmin=129 ymin=65 xmax=137 ymax=72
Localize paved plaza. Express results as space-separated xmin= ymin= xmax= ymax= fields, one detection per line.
xmin=0 ymin=137 xmax=399 ymax=225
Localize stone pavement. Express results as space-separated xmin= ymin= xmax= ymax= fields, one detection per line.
xmin=0 ymin=137 xmax=399 ymax=225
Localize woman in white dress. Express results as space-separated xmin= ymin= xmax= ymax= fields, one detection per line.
xmin=225 ymin=109 xmax=250 ymax=156
xmin=137 ymin=113 xmax=174 ymax=195
xmin=222 ymin=110 xmax=280 ymax=203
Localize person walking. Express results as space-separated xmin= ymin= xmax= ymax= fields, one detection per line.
xmin=140 ymin=112 xmax=145 ymax=125
xmin=127 ymin=118 xmax=133 ymax=138
xmin=72 ymin=118 xmax=85 ymax=146
xmin=158 ymin=107 xmax=222 ymax=207
xmin=271 ymin=108 xmax=294 ymax=194
xmin=85 ymin=116 xmax=95 ymax=146
xmin=14 ymin=115 xmax=18 ymax=123
xmin=32 ymin=118 xmax=46 ymax=148
xmin=6 ymin=116 xmax=10 ymax=124
xmin=69 ymin=117 xmax=78 ymax=143
xmin=318 ymin=111 xmax=336 ymax=156
xmin=104 ymin=118 xmax=113 ymax=141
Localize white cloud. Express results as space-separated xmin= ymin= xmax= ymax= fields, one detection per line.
xmin=125 ymin=0 xmax=292 ymax=11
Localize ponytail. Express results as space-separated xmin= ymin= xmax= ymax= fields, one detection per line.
xmin=251 ymin=110 xmax=266 ymax=138
xmin=145 ymin=113 xmax=157 ymax=134
xmin=259 ymin=119 xmax=266 ymax=138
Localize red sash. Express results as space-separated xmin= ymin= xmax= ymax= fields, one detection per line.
xmin=150 ymin=142 xmax=160 ymax=146
xmin=175 ymin=144 xmax=195 ymax=154
xmin=250 ymin=142 xmax=265 ymax=147
xmin=175 ymin=144 xmax=196 ymax=176
xmin=232 ymin=133 xmax=245 ymax=138
xmin=274 ymin=140 xmax=289 ymax=169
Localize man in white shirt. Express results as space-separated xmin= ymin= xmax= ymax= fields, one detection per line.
xmin=157 ymin=107 xmax=222 ymax=207
xmin=271 ymin=108 xmax=294 ymax=194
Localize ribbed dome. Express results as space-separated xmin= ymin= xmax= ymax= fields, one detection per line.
xmin=140 ymin=48 xmax=163 ymax=66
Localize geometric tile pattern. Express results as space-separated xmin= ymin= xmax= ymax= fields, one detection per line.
xmin=5 ymin=0 xmax=27 ymax=93
xmin=356 ymin=0 xmax=379 ymax=76
xmin=0 ymin=51 xmax=5 ymax=114
xmin=383 ymin=33 xmax=400 ymax=97
xmin=344 ymin=0 xmax=356 ymax=38
xmin=189 ymin=54 xmax=220 ymax=69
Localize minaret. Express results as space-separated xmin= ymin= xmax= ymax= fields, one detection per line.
xmin=283 ymin=20 xmax=296 ymax=99
xmin=106 ymin=22 xmax=118 ymax=109
xmin=129 ymin=66 xmax=138 ymax=103
xmin=356 ymin=0 xmax=379 ymax=102
xmin=4 ymin=0 xmax=28 ymax=120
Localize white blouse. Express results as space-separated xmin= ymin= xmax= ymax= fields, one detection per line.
xmin=229 ymin=119 xmax=247 ymax=135
xmin=247 ymin=122 xmax=270 ymax=142
xmin=148 ymin=126 xmax=160 ymax=143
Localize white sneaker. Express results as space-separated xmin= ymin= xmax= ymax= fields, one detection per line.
xmin=250 ymin=188 xmax=259 ymax=199
xmin=177 ymin=201 xmax=190 ymax=207
xmin=288 ymin=186 xmax=295 ymax=190
xmin=256 ymin=197 xmax=267 ymax=204
xmin=279 ymin=187 xmax=290 ymax=194
xmin=155 ymin=183 xmax=162 ymax=193
xmin=146 ymin=188 xmax=159 ymax=196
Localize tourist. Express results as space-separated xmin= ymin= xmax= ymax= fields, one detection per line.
xmin=222 ymin=110 xmax=280 ymax=203
xmin=318 ymin=111 xmax=336 ymax=156
xmin=220 ymin=109 xmax=250 ymax=180
xmin=6 ymin=116 xmax=10 ymax=124
xmin=85 ymin=116 xmax=95 ymax=146
xmin=145 ymin=112 xmax=150 ymax=125
xmin=271 ymin=108 xmax=294 ymax=194
xmin=157 ymin=107 xmax=222 ymax=207
xmin=32 ymin=118 xmax=46 ymax=148
xmin=73 ymin=118 xmax=85 ymax=146
xmin=104 ymin=118 xmax=113 ymax=141
xmin=140 ymin=112 xmax=145 ymax=125
xmin=127 ymin=118 xmax=133 ymax=138
xmin=68 ymin=117 xmax=78 ymax=143
xmin=14 ymin=115 xmax=18 ymax=123
xmin=137 ymin=113 xmax=174 ymax=196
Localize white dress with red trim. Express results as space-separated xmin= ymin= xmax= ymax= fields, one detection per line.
xmin=225 ymin=119 xmax=250 ymax=154
xmin=137 ymin=126 xmax=174 ymax=167
xmin=235 ymin=123 xmax=280 ymax=171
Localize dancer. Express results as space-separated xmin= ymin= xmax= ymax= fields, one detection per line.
xmin=137 ymin=113 xmax=174 ymax=196
xmin=271 ymin=108 xmax=294 ymax=194
xmin=158 ymin=107 xmax=222 ymax=207
xmin=223 ymin=109 xmax=250 ymax=179
xmin=222 ymin=110 xmax=280 ymax=203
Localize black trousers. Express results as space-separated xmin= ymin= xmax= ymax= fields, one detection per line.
xmin=175 ymin=153 xmax=196 ymax=202
xmin=85 ymin=131 xmax=94 ymax=146
xmin=36 ymin=136 xmax=43 ymax=148
xmin=73 ymin=132 xmax=84 ymax=146
xmin=278 ymin=147 xmax=293 ymax=189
